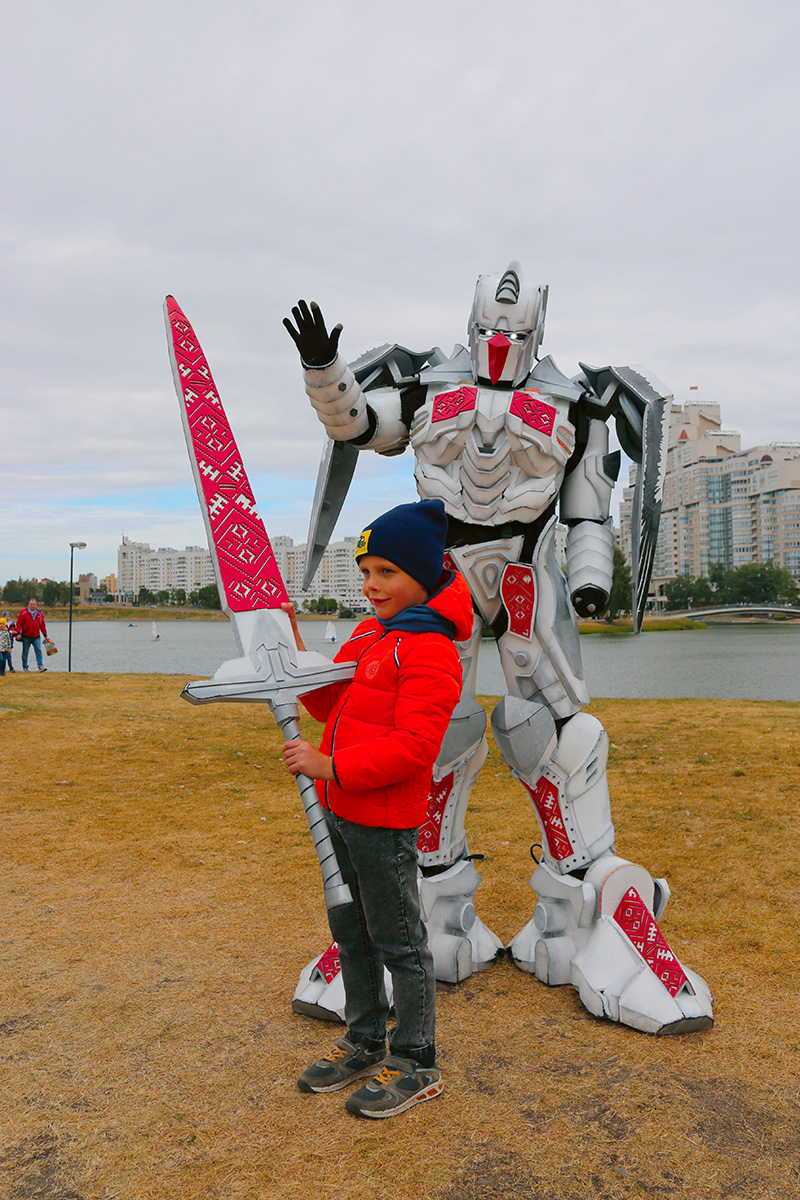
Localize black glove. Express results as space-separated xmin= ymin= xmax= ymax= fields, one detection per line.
xmin=283 ymin=299 xmax=343 ymax=368
xmin=571 ymin=586 xmax=608 ymax=619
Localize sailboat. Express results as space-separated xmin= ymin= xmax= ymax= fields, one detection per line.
xmin=151 ymin=621 xmax=160 ymax=640
xmin=324 ymin=621 xmax=336 ymax=643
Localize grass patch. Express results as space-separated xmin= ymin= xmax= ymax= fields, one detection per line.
xmin=1 ymin=675 xmax=799 ymax=1198
xmin=579 ymin=616 xmax=707 ymax=633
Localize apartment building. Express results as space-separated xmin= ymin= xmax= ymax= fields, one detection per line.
xmin=619 ymin=402 xmax=800 ymax=597
xmin=273 ymin=535 xmax=368 ymax=611
xmin=117 ymin=535 xmax=367 ymax=609
xmin=117 ymin=539 xmax=217 ymax=599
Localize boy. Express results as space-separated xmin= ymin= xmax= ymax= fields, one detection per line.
xmin=0 ymin=618 xmax=13 ymax=676
xmin=282 ymin=498 xmax=474 ymax=1118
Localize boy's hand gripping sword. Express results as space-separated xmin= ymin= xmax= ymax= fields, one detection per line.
xmin=164 ymin=296 xmax=355 ymax=911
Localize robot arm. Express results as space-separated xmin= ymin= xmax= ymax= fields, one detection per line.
xmin=284 ymin=299 xmax=411 ymax=453
xmin=560 ymin=418 xmax=618 ymax=617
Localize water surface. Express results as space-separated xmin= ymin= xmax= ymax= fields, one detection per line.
xmin=34 ymin=618 xmax=800 ymax=701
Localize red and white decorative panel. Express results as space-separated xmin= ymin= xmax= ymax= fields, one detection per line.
xmin=417 ymin=772 xmax=454 ymax=855
xmin=500 ymin=563 xmax=535 ymax=637
xmin=522 ymin=777 xmax=574 ymax=862
xmin=315 ymin=941 xmax=342 ymax=984
xmin=509 ymin=390 xmax=557 ymax=435
xmin=613 ymin=887 xmax=693 ymax=998
xmin=166 ymin=297 xmax=289 ymax=611
xmin=431 ymin=386 xmax=478 ymax=424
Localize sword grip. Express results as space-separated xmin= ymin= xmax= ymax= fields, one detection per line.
xmin=274 ymin=703 xmax=353 ymax=912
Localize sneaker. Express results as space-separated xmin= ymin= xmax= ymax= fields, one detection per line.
xmin=297 ymin=1036 xmax=386 ymax=1094
xmin=345 ymin=1054 xmax=443 ymax=1119
xmin=38 ymin=667 xmax=47 ymax=672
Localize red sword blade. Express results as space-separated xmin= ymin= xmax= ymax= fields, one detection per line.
xmin=165 ymin=296 xmax=289 ymax=613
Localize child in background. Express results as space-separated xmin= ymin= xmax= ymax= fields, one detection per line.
xmin=282 ymin=498 xmax=473 ymax=1119
xmin=0 ymin=618 xmax=13 ymax=676
xmin=2 ymin=613 xmax=17 ymax=673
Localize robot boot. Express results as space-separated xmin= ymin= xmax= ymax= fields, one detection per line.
xmin=513 ymin=855 xmax=713 ymax=1034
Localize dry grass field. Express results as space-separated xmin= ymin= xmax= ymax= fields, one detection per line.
xmin=1 ymin=673 xmax=798 ymax=1200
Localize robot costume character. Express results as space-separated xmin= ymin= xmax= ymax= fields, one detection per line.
xmin=285 ymin=264 xmax=713 ymax=1035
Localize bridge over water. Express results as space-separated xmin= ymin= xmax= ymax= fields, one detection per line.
xmin=664 ymin=604 xmax=799 ymax=620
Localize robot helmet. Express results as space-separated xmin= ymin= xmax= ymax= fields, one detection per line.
xmin=468 ymin=261 xmax=548 ymax=387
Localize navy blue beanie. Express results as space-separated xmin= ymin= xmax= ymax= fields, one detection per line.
xmin=355 ymin=498 xmax=448 ymax=595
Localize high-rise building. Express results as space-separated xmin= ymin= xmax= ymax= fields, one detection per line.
xmin=117 ymin=539 xmax=217 ymax=599
xmin=619 ymin=402 xmax=800 ymax=600
xmin=117 ymin=535 xmax=368 ymax=609
xmin=273 ymin=535 xmax=368 ymax=611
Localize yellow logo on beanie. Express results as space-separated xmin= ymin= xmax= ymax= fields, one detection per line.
xmin=355 ymin=529 xmax=371 ymax=558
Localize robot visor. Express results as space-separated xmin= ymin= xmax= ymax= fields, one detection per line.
xmin=478 ymin=328 xmax=528 ymax=343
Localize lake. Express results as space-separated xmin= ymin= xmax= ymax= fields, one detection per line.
xmin=27 ymin=618 xmax=800 ymax=701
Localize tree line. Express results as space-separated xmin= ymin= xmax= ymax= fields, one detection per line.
xmin=663 ymin=561 xmax=798 ymax=610
xmin=1 ymin=578 xmax=86 ymax=607
xmin=0 ymin=579 xmax=223 ymax=609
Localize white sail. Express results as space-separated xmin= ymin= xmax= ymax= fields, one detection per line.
xmin=152 ymin=621 xmax=160 ymax=640
xmin=325 ymin=621 xmax=336 ymax=643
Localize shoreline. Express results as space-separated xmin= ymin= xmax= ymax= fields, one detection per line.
xmin=17 ymin=606 xmax=800 ymax=631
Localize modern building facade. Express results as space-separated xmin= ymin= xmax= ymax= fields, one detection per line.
xmin=619 ymin=402 xmax=800 ymax=599
xmin=273 ymin=535 xmax=368 ymax=611
xmin=116 ymin=535 xmax=368 ymax=609
xmin=117 ymin=539 xmax=217 ymax=599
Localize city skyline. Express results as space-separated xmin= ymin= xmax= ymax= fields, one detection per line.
xmin=2 ymin=4 xmax=798 ymax=583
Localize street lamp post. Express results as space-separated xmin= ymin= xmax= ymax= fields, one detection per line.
xmin=68 ymin=541 xmax=87 ymax=672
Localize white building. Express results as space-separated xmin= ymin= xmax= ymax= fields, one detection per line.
xmin=117 ymin=539 xmax=216 ymax=599
xmin=273 ymin=536 xmax=368 ymax=612
xmin=619 ymin=402 xmax=800 ymax=597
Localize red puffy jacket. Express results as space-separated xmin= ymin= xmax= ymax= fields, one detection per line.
xmin=301 ymin=570 xmax=474 ymax=829
xmin=16 ymin=608 xmax=47 ymax=638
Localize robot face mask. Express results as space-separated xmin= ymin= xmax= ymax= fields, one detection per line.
xmin=468 ymin=261 xmax=548 ymax=387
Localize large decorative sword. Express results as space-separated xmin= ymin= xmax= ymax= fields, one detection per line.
xmin=164 ymin=295 xmax=355 ymax=911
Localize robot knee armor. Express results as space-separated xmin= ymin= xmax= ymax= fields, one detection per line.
xmin=490 ymin=695 xmax=558 ymax=782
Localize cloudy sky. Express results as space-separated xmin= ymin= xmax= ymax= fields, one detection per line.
xmin=3 ymin=0 xmax=798 ymax=586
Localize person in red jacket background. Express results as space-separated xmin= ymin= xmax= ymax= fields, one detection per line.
xmin=282 ymin=498 xmax=473 ymax=1119
xmin=16 ymin=599 xmax=48 ymax=672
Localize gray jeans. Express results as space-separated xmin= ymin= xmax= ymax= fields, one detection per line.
xmin=324 ymin=809 xmax=436 ymax=1066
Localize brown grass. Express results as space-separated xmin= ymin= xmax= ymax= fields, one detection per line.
xmin=1 ymin=675 xmax=798 ymax=1200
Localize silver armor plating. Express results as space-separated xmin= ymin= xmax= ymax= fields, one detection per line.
xmin=292 ymin=263 xmax=712 ymax=1034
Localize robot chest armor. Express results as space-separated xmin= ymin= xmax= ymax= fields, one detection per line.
xmin=412 ymin=384 xmax=576 ymax=524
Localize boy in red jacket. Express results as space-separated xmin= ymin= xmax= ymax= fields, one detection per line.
xmin=282 ymin=498 xmax=473 ymax=1119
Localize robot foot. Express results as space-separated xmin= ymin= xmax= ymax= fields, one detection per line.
xmin=420 ymin=857 xmax=504 ymax=984
xmin=509 ymin=855 xmax=714 ymax=1035
xmin=292 ymin=858 xmax=505 ymax=1021
xmin=292 ymin=941 xmax=394 ymax=1024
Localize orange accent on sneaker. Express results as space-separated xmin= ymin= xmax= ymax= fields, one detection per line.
xmin=373 ymin=1067 xmax=402 ymax=1086
xmin=322 ymin=1045 xmax=349 ymax=1063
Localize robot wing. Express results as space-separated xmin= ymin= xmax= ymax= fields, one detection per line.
xmin=578 ymin=363 xmax=671 ymax=632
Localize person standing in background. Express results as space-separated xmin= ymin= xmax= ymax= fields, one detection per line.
xmin=1 ymin=613 xmax=16 ymax=672
xmin=16 ymin=599 xmax=48 ymax=672
xmin=0 ymin=618 xmax=13 ymax=676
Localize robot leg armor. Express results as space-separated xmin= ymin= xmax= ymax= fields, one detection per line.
xmin=497 ymin=708 xmax=615 ymax=876
xmin=417 ymin=695 xmax=504 ymax=981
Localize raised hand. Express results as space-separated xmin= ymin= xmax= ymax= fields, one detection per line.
xmin=283 ymin=299 xmax=343 ymax=368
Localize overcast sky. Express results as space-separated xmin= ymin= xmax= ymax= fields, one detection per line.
xmin=2 ymin=0 xmax=798 ymax=587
